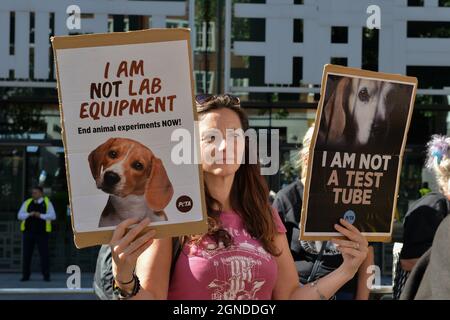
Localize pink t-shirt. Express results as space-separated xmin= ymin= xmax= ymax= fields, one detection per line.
xmin=168 ymin=208 xmax=287 ymax=300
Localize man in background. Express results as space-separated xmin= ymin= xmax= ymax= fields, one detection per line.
xmin=17 ymin=186 xmax=56 ymax=281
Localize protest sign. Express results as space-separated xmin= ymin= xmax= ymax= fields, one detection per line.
xmin=52 ymin=29 xmax=207 ymax=248
xmin=300 ymin=64 xmax=417 ymax=242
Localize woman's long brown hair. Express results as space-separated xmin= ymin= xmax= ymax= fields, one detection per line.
xmin=187 ymin=94 xmax=280 ymax=257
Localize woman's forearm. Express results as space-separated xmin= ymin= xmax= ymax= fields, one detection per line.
xmin=289 ymin=266 xmax=354 ymax=300
xmin=128 ymin=289 xmax=157 ymax=300
xmin=113 ymin=277 xmax=157 ymax=300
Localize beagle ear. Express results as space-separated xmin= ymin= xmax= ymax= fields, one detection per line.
xmin=145 ymin=157 xmax=174 ymax=211
xmin=323 ymin=78 xmax=351 ymax=141
xmin=88 ymin=138 xmax=115 ymax=180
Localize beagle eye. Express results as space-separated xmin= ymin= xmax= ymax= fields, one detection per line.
xmin=358 ymin=87 xmax=370 ymax=102
xmin=132 ymin=161 xmax=144 ymax=171
xmin=202 ymin=133 xmax=216 ymax=143
xmin=108 ymin=150 xmax=118 ymax=159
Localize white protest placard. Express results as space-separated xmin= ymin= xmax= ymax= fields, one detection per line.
xmin=52 ymin=29 xmax=207 ymax=248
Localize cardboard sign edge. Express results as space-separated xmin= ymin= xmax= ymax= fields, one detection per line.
xmin=51 ymin=28 xmax=208 ymax=248
xmin=299 ymin=64 xmax=418 ymax=243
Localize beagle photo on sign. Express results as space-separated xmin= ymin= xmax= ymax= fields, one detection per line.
xmin=300 ymin=65 xmax=417 ymax=242
xmin=52 ymin=29 xmax=208 ymax=247
xmin=88 ymin=137 xmax=174 ymax=227
xmin=317 ymin=75 xmax=413 ymax=153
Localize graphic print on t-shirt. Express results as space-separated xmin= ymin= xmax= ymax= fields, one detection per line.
xmin=195 ymin=226 xmax=273 ymax=300
xmin=167 ymin=210 xmax=286 ymax=300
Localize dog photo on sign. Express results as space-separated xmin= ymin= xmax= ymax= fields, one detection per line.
xmin=317 ymin=74 xmax=413 ymax=153
xmin=88 ymin=137 xmax=174 ymax=227
xmin=300 ymin=65 xmax=417 ymax=242
xmin=52 ymin=29 xmax=208 ymax=248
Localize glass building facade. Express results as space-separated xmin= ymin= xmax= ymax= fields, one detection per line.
xmin=1 ymin=0 xmax=450 ymax=280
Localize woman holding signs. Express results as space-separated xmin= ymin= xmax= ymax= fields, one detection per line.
xmin=109 ymin=94 xmax=369 ymax=300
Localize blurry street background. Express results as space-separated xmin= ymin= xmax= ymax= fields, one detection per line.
xmin=1 ymin=0 xmax=450 ymax=300
xmin=0 ymin=273 xmax=96 ymax=300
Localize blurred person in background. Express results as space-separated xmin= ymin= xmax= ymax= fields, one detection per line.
xmin=394 ymin=135 xmax=449 ymax=299
xmin=401 ymin=214 xmax=450 ymax=299
xmin=17 ymin=186 xmax=56 ymax=282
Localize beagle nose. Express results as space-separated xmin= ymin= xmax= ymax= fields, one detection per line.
xmin=103 ymin=171 xmax=120 ymax=186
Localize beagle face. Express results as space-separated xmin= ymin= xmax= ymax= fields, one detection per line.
xmin=348 ymin=79 xmax=394 ymax=145
xmin=322 ymin=77 xmax=396 ymax=148
xmin=88 ymin=138 xmax=174 ymax=211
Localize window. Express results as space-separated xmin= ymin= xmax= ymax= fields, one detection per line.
xmin=408 ymin=0 xmax=424 ymax=6
xmin=407 ymin=21 xmax=450 ymax=38
xmin=166 ymin=19 xmax=189 ymax=29
xmin=123 ymin=16 xmax=130 ymax=32
xmin=195 ymin=22 xmax=215 ymax=52
xmin=331 ymin=26 xmax=348 ymax=43
xmin=230 ymin=78 xmax=250 ymax=95
xmin=108 ymin=17 xmax=114 ymax=33
xmin=231 ymin=78 xmax=249 ymax=88
xmin=330 ymin=57 xmax=348 ymax=66
xmin=293 ymin=19 xmax=303 ymax=43
xmin=107 ymin=15 xmax=130 ymax=32
xmin=194 ymin=71 xmax=215 ymax=94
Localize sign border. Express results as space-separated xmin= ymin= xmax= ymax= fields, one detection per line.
xmin=299 ymin=64 xmax=418 ymax=242
xmin=51 ymin=28 xmax=208 ymax=248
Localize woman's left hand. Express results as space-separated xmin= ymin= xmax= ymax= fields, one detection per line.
xmin=332 ymin=218 xmax=369 ymax=278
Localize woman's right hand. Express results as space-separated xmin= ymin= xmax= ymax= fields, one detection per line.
xmin=110 ymin=217 xmax=156 ymax=284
